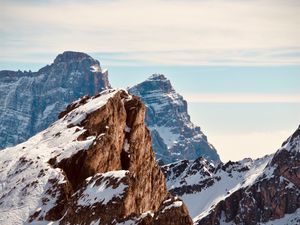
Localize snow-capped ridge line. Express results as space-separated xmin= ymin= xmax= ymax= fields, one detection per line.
xmin=163 ymin=125 xmax=300 ymax=225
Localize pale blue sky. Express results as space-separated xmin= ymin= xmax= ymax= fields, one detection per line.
xmin=1 ymin=0 xmax=300 ymax=161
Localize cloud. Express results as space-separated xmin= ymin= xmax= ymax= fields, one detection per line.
xmin=1 ymin=0 xmax=300 ymax=66
xmin=182 ymin=93 xmax=300 ymax=103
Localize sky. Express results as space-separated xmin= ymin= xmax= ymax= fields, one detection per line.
xmin=1 ymin=0 xmax=300 ymax=161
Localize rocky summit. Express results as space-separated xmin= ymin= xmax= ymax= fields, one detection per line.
xmin=0 ymin=89 xmax=192 ymax=225
xmin=129 ymin=74 xmax=220 ymax=164
xmin=162 ymin=125 xmax=300 ymax=225
xmin=0 ymin=51 xmax=110 ymax=149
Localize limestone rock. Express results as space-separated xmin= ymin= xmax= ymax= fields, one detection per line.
xmin=0 ymin=89 xmax=192 ymax=225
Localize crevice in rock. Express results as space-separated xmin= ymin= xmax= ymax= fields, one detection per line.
xmin=48 ymin=149 xmax=88 ymax=191
xmin=121 ymin=151 xmax=130 ymax=170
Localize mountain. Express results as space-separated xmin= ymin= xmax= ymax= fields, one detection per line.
xmin=0 ymin=51 xmax=110 ymax=149
xmin=1 ymin=52 xmax=220 ymax=166
xmin=162 ymin=126 xmax=300 ymax=225
xmin=129 ymin=74 xmax=220 ymax=164
xmin=0 ymin=89 xmax=193 ymax=225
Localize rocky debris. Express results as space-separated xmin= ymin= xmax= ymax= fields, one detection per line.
xmin=151 ymin=195 xmax=194 ymax=225
xmin=0 ymin=51 xmax=111 ymax=149
xmin=0 ymin=89 xmax=192 ymax=225
xmin=163 ymin=126 xmax=300 ymax=225
xmin=129 ymin=74 xmax=220 ymax=164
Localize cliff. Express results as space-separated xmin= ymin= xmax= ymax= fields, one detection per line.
xmin=0 ymin=89 xmax=192 ymax=225
xmin=129 ymin=74 xmax=220 ymax=164
xmin=0 ymin=51 xmax=110 ymax=149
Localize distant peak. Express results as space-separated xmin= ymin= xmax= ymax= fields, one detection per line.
xmin=54 ymin=51 xmax=93 ymax=64
xmin=130 ymin=73 xmax=174 ymax=94
xmin=147 ymin=74 xmax=168 ymax=81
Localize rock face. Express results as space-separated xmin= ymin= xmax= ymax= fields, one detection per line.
xmin=129 ymin=74 xmax=220 ymax=164
xmin=0 ymin=89 xmax=193 ymax=225
xmin=0 ymin=51 xmax=110 ymax=149
xmin=162 ymin=126 xmax=300 ymax=225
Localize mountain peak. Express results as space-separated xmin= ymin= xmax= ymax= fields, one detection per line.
xmin=129 ymin=75 xmax=220 ymax=164
xmin=0 ymin=51 xmax=111 ymax=149
xmin=147 ymin=73 xmax=168 ymax=81
xmin=53 ymin=51 xmax=94 ymax=64
xmin=132 ymin=74 xmax=174 ymax=95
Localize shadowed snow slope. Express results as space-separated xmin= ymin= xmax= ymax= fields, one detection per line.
xmin=163 ymin=125 xmax=300 ymax=225
xmin=0 ymin=89 xmax=193 ymax=225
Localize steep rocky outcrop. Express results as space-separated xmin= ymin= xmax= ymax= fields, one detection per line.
xmin=0 ymin=51 xmax=110 ymax=149
xmin=129 ymin=74 xmax=220 ymax=164
xmin=0 ymin=89 xmax=192 ymax=225
xmin=162 ymin=126 xmax=300 ymax=225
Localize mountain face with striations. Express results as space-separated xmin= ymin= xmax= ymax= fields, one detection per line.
xmin=129 ymin=74 xmax=220 ymax=164
xmin=0 ymin=89 xmax=193 ymax=225
xmin=0 ymin=51 xmax=110 ymax=149
xmin=162 ymin=125 xmax=300 ymax=225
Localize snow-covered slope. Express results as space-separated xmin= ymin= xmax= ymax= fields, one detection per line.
xmin=0 ymin=90 xmax=118 ymax=224
xmin=0 ymin=89 xmax=192 ymax=225
xmin=0 ymin=51 xmax=110 ymax=149
xmin=129 ymin=74 xmax=220 ymax=164
xmin=163 ymin=125 xmax=300 ymax=225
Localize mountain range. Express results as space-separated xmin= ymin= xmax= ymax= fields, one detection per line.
xmin=0 ymin=51 xmax=299 ymax=225
xmin=0 ymin=51 xmax=219 ymax=165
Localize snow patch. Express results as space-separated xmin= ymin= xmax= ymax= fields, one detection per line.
xmin=123 ymin=139 xmax=130 ymax=153
xmin=77 ymin=170 xmax=128 ymax=206
xmin=90 ymin=65 xmax=102 ymax=72
xmin=125 ymin=125 xmax=131 ymax=133
xmin=65 ymin=89 xmax=118 ymax=125
xmin=161 ymin=201 xmax=183 ymax=213
xmin=149 ymin=126 xmax=179 ymax=149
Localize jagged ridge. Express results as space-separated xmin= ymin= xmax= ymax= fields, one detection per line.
xmin=162 ymin=126 xmax=300 ymax=225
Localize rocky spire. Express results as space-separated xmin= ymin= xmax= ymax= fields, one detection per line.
xmin=0 ymin=89 xmax=193 ymax=225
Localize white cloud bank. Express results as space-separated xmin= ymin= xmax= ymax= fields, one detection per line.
xmin=1 ymin=0 xmax=300 ymax=66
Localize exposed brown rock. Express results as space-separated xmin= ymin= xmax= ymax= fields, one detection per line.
xmin=31 ymin=89 xmax=193 ymax=225
xmin=152 ymin=196 xmax=194 ymax=225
